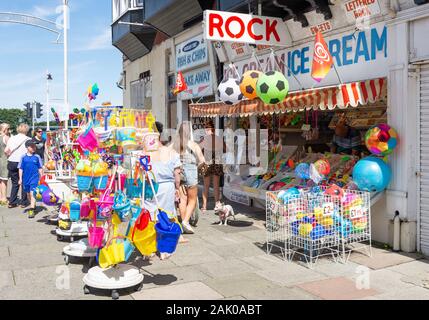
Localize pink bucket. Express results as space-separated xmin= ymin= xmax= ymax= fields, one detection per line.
xmin=80 ymin=200 xmax=91 ymax=219
xmin=77 ymin=125 xmax=99 ymax=152
xmin=88 ymin=226 xmax=104 ymax=248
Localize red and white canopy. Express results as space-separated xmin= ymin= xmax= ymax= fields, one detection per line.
xmin=190 ymin=78 xmax=386 ymax=118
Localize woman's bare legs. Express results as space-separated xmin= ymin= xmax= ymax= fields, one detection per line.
xmin=178 ymin=186 xmax=187 ymax=222
xmin=0 ymin=180 xmax=7 ymax=203
xmin=213 ymin=175 xmax=221 ymax=204
xmin=183 ymin=186 xmax=197 ymax=224
xmin=202 ymin=176 xmax=210 ymax=210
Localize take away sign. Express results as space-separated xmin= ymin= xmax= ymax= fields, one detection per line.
xmin=204 ymin=10 xmax=291 ymax=47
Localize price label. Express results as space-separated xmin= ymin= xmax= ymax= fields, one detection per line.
xmin=350 ymin=206 xmax=364 ymax=219
xmin=323 ymin=202 xmax=334 ymax=216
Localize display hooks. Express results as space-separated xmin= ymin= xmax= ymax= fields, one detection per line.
xmin=250 ymin=50 xmax=264 ymax=72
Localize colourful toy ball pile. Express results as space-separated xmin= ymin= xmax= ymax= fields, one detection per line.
xmin=365 ymin=123 xmax=398 ymax=156
xmin=239 ymin=70 xmax=262 ymax=100
xmin=277 ymin=187 xmax=300 ymax=204
xmin=217 ymin=78 xmax=244 ymax=105
xmin=256 ymin=71 xmax=289 ymax=105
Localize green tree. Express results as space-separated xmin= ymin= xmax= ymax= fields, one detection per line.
xmin=0 ymin=108 xmax=31 ymax=133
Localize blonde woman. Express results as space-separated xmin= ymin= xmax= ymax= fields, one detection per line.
xmin=0 ymin=123 xmax=10 ymax=205
xmin=171 ymin=122 xmax=205 ymax=234
xmin=5 ymin=123 xmax=31 ymax=208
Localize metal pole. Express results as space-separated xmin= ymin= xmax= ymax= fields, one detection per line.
xmin=46 ymin=71 xmax=50 ymax=131
xmin=32 ymin=101 xmax=35 ymax=132
xmin=63 ymin=0 xmax=69 ymax=130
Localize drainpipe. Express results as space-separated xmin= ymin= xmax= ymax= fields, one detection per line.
xmin=393 ymin=211 xmax=401 ymax=252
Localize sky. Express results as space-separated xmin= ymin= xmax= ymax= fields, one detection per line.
xmin=0 ymin=0 xmax=123 ymax=119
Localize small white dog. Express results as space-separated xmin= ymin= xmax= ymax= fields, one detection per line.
xmin=214 ymin=202 xmax=235 ymax=225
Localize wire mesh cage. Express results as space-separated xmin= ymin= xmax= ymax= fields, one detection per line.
xmin=266 ymin=187 xmax=372 ymax=268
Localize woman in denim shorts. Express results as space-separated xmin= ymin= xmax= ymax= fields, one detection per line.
xmin=171 ymin=122 xmax=205 ymax=234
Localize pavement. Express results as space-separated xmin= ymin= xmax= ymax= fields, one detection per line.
xmin=1 ymin=200 xmax=429 ymax=300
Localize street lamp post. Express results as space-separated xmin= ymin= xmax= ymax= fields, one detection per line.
xmin=46 ymin=72 xmax=52 ymax=131
xmin=63 ymin=0 xmax=69 ymax=130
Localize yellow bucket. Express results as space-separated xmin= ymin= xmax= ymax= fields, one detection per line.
xmin=129 ymin=221 xmax=157 ymax=257
xmin=98 ymin=238 xmax=126 ymax=269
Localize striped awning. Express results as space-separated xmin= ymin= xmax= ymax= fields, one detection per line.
xmin=190 ymin=78 xmax=386 ymax=118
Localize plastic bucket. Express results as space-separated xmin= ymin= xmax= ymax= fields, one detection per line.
xmin=93 ymin=175 xmax=108 ymax=191
xmin=123 ymin=239 xmax=135 ymax=261
xmin=77 ymin=126 xmax=98 ymax=151
xmin=77 ymin=175 xmax=93 ymax=192
xmin=116 ymin=128 xmax=136 ymax=147
xmin=155 ymin=223 xmax=181 ymax=254
xmin=125 ymin=178 xmax=142 ymax=199
xmin=132 ymin=222 xmax=157 ymax=256
xmin=88 ymin=226 xmax=104 ymax=248
xmin=69 ymin=201 xmax=81 ymax=222
xmin=80 ymin=200 xmax=91 ymax=219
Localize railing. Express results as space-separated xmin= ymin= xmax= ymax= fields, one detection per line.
xmin=112 ymin=0 xmax=144 ymax=23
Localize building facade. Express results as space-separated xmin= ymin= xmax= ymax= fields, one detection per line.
xmin=111 ymin=0 xmax=429 ymax=254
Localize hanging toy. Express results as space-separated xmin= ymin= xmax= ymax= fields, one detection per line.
xmin=217 ymin=78 xmax=244 ymax=105
xmin=256 ymin=71 xmax=289 ymax=105
xmin=87 ymin=83 xmax=99 ymax=101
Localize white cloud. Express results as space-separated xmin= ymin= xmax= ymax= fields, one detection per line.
xmin=80 ymin=28 xmax=112 ymax=51
xmin=32 ymin=5 xmax=59 ymax=19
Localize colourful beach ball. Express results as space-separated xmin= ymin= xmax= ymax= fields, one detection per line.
xmin=295 ymin=163 xmax=310 ymax=180
xmin=256 ymin=71 xmax=289 ymax=105
xmin=42 ymin=189 xmax=59 ymax=206
xmin=239 ymin=70 xmax=262 ymax=100
xmin=33 ymin=185 xmax=49 ymax=201
xmin=352 ymin=157 xmax=392 ymax=192
xmin=314 ymin=159 xmax=331 ymax=176
xmin=365 ymin=124 xmax=398 ymax=156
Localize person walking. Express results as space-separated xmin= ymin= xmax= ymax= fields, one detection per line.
xmin=199 ymin=120 xmax=225 ymax=211
xmin=32 ymin=127 xmax=46 ymax=162
xmin=5 ymin=123 xmax=31 ymax=208
xmin=18 ymin=140 xmax=43 ymax=219
xmin=171 ymin=121 xmax=205 ymax=234
xmin=0 ymin=123 xmax=11 ymax=206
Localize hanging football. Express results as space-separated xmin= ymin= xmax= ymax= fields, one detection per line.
xmin=239 ymin=70 xmax=262 ymax=100
xmin=217 ymin=78 xmax=244 ymax=105
xmin=256 ymin=71 xmax=289 ymax=105
xmin=365 ymin=123 xmax=398 ymax=156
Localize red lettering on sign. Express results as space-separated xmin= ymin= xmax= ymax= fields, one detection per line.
xmin=209 ymin=13 xmax=224 ymax=38
xmin=266 ymin=19 xmax=280 ymax=42
xmin=225 ymin=16 xmax=245 ymax=39
xmin=247 ymin=18 xmax=263 ymax=40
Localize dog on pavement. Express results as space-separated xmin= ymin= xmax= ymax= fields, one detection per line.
xmin=214 ymin=202 xmax=235 ymax=225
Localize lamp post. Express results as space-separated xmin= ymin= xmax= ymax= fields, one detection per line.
xmin=46 ymin=71 xmax=52 ymax=131
xmin=63 ymin=0 xmax=69 ymax=130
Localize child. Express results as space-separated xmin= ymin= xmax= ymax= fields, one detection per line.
xmin=18 ymin=140 xmax=43 ymax=219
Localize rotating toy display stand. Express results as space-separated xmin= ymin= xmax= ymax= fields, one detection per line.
xmin=83 ymin=264 xmax=144 ymax=300
xmin=56 ymin=218 xmax=88 ymax=242
xmin=62 ymin=238 xmax=97 ymax=266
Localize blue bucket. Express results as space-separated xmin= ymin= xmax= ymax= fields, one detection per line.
xmin=125 ymin=178 xmax=142 ymax=199
xmin=77 ymin=175 xmax=93 ymax=192
xmin=155 ymin=223 xmax=181 ymax=254
xmin=93 ymin=175 xmax=109 ymax=191
xmin=123 ymin=238 xmax=135 ymax=261
xmin=69 ymin=201 xmax=81 ymax=222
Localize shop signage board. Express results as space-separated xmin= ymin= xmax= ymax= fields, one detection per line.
xmin=181 ymin=66 xmax=213 ymax=100
xmin=224 ymin=22 xmax=388 ymax=91
xmin=204 ymin=10 xmax=292 ymax=47
xmin=176 ymin=34 xmax=208 ymax=72
xmin=343 ymin=0 xmax=381 ymax=20
xmin=309 ymin=21 xmax=332 ymax=35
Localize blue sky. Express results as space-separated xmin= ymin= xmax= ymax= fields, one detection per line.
xmin=0 ymin=0 xmax=123 ymax=117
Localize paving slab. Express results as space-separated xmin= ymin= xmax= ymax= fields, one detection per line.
xmin=349 ymin=247 xmax=422 ymax=270
xmin=243 ymin=286 xmax=319 ymax=300
xmin=0 ymin=271 xmax=14 ymax=289
xmin=141 ymin=265 xmax=211 ymax=289
xmin=240 ymin=254 xmax=288 ymax=271
xmin=0 ymin=251 xmax=65 ymax=271
xmin=256 ymin=262 xmax=327 ymax=287
xmin=202 ymin=273 xmax=280 ymax=298
xmin=196 ymin=258 xmax=258 ymax=278
xmin=366 ymin=285 xmax=429 ymax=300
xmin=168 ymin=246 xmax=224 ymax=267
xmin=132 ymin=281 xmax=224 ymax=300
xmin=314 ymin=260 xmax=363 ymax=278
xmin=208 ymin=242 xmax=266 ymax=259
xmin=297 ymin=277 xmax=379 ymax=300
xmin=0 ymin=246 xmax=9 ymax=259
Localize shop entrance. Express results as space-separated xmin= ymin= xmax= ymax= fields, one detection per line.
xmin=419 ymin=63 xmax=429 ymax=255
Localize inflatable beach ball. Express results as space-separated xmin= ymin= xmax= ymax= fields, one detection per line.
xmin=42 ymin=189 xmax=59 ymax=206
xmin=33 ymin=185 xmax=49 ymax=201
xmin=256 ymin=71 xmax=289 ymax=105
xmin=352 ymin=157 xmax=392 ymax=192
xmin=239 ymin=70 xmax=262 ymax=100
xmin=365 ymin=124 xmax=398 ymax=156
xmin=217 ymin=78 xmax=244 ymax=105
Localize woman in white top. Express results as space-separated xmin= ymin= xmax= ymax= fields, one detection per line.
xmin=5 ymin=124 xmax=31 ymax=208
xmin=0 ymin=123 xmax=10 ymax=205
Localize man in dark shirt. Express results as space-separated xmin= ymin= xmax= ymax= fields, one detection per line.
xmin=32 ymin=127 xmax=46 ymax=162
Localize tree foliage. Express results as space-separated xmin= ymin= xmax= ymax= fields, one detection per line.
xmin=0 ymin=108 xmax=31 ymax=133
